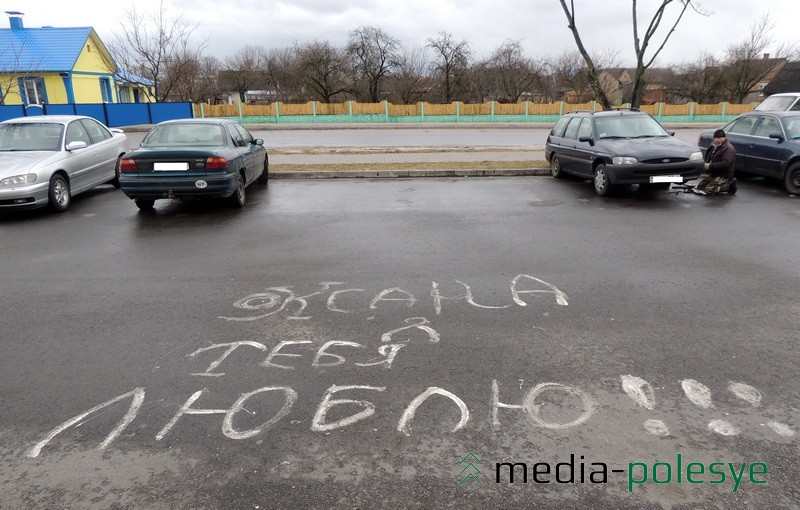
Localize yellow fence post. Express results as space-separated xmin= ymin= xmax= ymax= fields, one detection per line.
xmin=237 ymin=101 xmax=243 ymax=121
xmin=312 ymin=100 xmax=316 ymax=121
xmin=199 ymin=102 xmax=205 ymax=119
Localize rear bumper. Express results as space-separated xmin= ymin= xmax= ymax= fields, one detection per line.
xmin=607 ymin=162 xmax=704 ymax=185
xmin=119 ymin=173 xmax=238 ymax=200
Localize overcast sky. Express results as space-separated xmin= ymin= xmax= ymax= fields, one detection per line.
xmin=5 ymin=0 xmax=799 ymax=65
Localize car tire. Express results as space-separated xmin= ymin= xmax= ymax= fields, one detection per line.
xmin=110 ymin=156 xmax=123 ymax=189
xmin=229 ymin=173 xmax=246 ymax=208
xmin=593 ymin=164 xmax=616 ymax=196
xmin=550 ymin=155 xmax=565 ymax=178
xmin=48 ymin=174 xmax=71 ymax=212
xmin=784 ymin=162 xmax=800 ymax=195
xmin=135 ymin=198 xmax=155 ymax=211
xmin=257 ymin=154 xmax=269 ymax=184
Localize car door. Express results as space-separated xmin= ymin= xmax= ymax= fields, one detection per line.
xmin=722 ymin=115 xmax=757 ymax=172
xmin=557 ymin=117 xmax=583 ymax=172
xmin=81 ymin=118 xmax=119 ymax=185
xmin=570 ymin=118 xmax=595 ymax=177
xmin=233 ymin=123 xmax=262 ymax=183
xmin=64 ymin=120 xmax=99 ymax=192
xmin=747 ymin=115 xmax=792 ymax=177
xmin=226 ymin=124 xmax=251 ymax=180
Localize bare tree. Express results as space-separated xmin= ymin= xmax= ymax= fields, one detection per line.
xmin=426 ymin=31 xmax=472 ymax=103
xmin=259 ymin=47 xmax=302 ymax=102
xmin=220 ymin=46 xmax=263 ymax=102
xmin=170 ymin=55 xmax=221 ymax=103
xmin=109 ymin=0 xmax=207 ymax=102
xmin=485 ymin=40 xmax=546 ymax=102
xmin=389 ymin=46 xmax=431 ymax=105
xmin=671 ymin=53 xmax=725 ymax=103
xmin=723 ymin=14 xmax=780 ymax=103
xmin=297 ymin=41 xmax=350 ymax=103
xmin=558 ymin=0 xmax=707 ymax=108
xmin=347 ymin=26 xmax=400 ymax=102
xmin=547 ymin=50 xmax=592 ymax=102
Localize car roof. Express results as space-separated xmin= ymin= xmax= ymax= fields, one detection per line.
xmin=738 ymin=110 xmax=800 ymax=118
xmin=156 ymin=118 xmax=229 ymax=126
xmin=0 ymin=115 xmax=96 ymax=124
xmin=564 ymin=109 xmax=649 ymax=117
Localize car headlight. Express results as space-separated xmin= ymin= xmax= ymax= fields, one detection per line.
xmin=0 ymin=174 xmax=37 ymax=186
xmin=612 ymin=156 xmax=638 ymax=165
xmin=689 ymin=151 xmax=703 ymax=161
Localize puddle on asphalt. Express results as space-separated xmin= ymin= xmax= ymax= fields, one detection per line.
xmin=529 ymin=199 xmax=562 ymax=206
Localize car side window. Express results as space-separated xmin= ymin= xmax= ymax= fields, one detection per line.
xmin=576 ymin=118 xmax=592 ymax=140
xmin=753 ymin=116 xmax=781 ymax=137
xmin=562 ymin=117 xmax=582 ymax=140
xmin=226 ymin=125 xmax=245 ymax=147
xmin=65 ymin=121 xmax=93 ymax=146
xmin=80 ymin=119 xmax=111 ymax=143
xmin=233 ymin=123 xmax=254 ymax=145
xmin=550 ymin=116 xmax=570 ymax=137
xmin=726 ymin=116 xmax=756 ymax=135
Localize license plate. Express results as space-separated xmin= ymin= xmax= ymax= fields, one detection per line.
xmin=154 ymin=162 xmax=189 ymax=171
xmin=650 ymin=175 xmax=682 ymax=183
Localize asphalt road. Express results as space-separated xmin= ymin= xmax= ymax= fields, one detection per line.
xmin=1 ymin=176 xmax=798 ymax=509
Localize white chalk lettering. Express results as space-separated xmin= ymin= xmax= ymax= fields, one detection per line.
xmin=312 ymin=341 xmax=365 ymax=367
xmin=27 ymin=388 xmax=145 ymax=458
xmin=380 ymin=317 xmax=440 ymax=343
xmin=311 ymin=385 xmax=386 ymax=432
xmin=156 ymin=390 xmax=229 ymax=440
xmin=222 ymin=386 xmax=297 ymax=440
xmin=369 ymin=288 xmax=416 ymax=309
xmin=397 ymin=387 xmax=470 ymax=436
xmin=189 ymin=341 xmax=268 ymax=377
xmin=261 ymin=340 xmax=313 ymax=370
xmin=522 ymin=383 xmax=595 ymax=429
xmin=431 ymin=280 xmax=510 ymax=315
xmin=354 ymin=343 xmax=406 ymax=369
xmin=326 ymin=288 xmax=365 ymax=313
xmin=511 ymin=274 xmax=569 ymax=307
xmin=491 ymin=379 xmax=524 ymax=429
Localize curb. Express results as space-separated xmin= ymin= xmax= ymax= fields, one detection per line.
xmin=271 ymin=168 xmax=551 ymax=179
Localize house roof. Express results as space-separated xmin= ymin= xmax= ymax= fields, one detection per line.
xmin=763 ymin=61 xmax=800 ymax=95
xmin=0 ymin=26 xmax=114 ymax=73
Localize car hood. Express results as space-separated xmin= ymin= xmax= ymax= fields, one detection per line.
xmin=597 ymin=136 xmax=699 ymax=158
xmin=0 ymin=151 xmax=58 ymax=177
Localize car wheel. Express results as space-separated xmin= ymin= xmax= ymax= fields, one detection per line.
xmin=550 ymin=155 xmax=565 ymax=178
xmin=48 ymin=174 xmax=71 ymax=212
xmin=135 ymin=198 xmax=155 ymax=210
xmin=257 ymin=154 xmax=269 ymax=184
xmin=784 ymin=162 xmax=800 ymax=195
xmin=111 ymin=156 xmax=123 ymax=189
xmin=229 ymin=173 xmax=246 ymax=208
xmin=593 ymin=164 xmax=615 ymax=196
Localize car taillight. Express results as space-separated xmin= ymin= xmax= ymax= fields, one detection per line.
xmin=206 ymin=156 xmax=228 ymax=169
xmin=119 ymin=158 xmax=138 ymax=172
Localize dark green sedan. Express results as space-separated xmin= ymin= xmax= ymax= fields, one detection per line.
xmin=119 ymin=118 xmax=268 ymax=210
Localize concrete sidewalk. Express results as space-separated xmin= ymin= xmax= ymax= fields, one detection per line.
xmin=270 ymin=146 xmax=550 ymax=179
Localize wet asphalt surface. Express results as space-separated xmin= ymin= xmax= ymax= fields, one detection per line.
xmin=1 ymin=175 xmax=798 ymax=509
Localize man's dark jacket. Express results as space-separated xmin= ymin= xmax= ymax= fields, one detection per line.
xmin=707 ymin=140 xmax=736 ymax=179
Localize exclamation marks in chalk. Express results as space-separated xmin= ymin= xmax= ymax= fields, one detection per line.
xmin=621 ymin=375 xmax=670 ymax=436
xmin=622 ymin=376 xmax=796 ymax=438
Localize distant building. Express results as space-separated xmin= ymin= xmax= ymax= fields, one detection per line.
xmin=0 ymin=11 xmax=152 ymax=106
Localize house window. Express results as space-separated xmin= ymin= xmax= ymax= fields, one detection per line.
xmin=100 ymin=77 xmax=113 ymax=103
xmin=20 ymin=77 xmax=46 ymax=105
xmin=118 ymin=86 xmax=131 ymax=103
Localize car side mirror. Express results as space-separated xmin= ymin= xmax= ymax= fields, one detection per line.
xmin=66 ymin=141 xmax=88 ymax=151
xmin=254 ymin=139 xmax=264 ymax=146
xmin=668 ymin=131 xmax=676 ymax=136
xmin=769 ymin=132 xmax=785 ymax=142
xmin=110 ymin=128 xmax=124 ymax=134
xmin=578 ymin=136 xmax=595 ymax=146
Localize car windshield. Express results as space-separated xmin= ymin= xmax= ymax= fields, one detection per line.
xmin=594 ymin=115 xmax=669 ymax=139
xmin=142 ymin=124 xmax=227 ymax=147
xmin=755 ymin=96 xmax=797 ymax=111
xmin=0 ymin=123 xmax=64 ymax=151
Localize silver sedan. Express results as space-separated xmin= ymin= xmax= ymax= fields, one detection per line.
xmin=0 ymin=115 xmax=128 ymax=212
